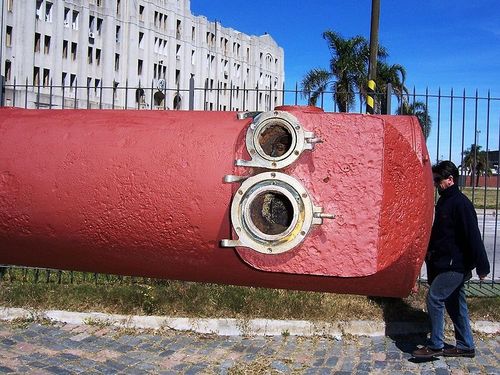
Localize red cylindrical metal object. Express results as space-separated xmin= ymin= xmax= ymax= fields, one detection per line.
xmin=0 ymin=107 xmax=433 ymax=297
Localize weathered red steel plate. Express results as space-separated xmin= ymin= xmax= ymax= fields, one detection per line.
xmin=0 ymin=107 xmax=433 ymax=297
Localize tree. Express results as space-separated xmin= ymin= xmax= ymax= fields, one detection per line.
xmin=301 ymin=31 xmax=374 ymax=112
xmin=397 ymin=101 xmax=432 ymax=140
xmin=377 ymin=62 xmax=408 ymax=114
xmin=462 ymin=144 xmax=491 ymax=187
xmin=301 ymin=30 xmax=411 ymax=114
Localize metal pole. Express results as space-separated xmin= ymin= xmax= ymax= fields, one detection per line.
xmin=188 ymin=74 xmax=194 ymax=110
xmin=366 ymin=0 xmax=380 ymax=114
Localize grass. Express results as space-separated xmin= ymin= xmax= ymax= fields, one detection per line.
xmin=0 ymin=268 xmax=498 ymax=323
xmin=461 ymin=186 xmax=500 ymax=209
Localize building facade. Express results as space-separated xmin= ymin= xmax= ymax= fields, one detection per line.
xmin=0 ymin=0 xmax=285 ymax=110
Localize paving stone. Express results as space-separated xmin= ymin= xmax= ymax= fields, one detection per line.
xmin=0 ymin=320 xmax=498 ymax=374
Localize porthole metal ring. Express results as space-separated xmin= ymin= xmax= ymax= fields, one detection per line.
xmin=229 ymin=172 xmax=314 ymax=254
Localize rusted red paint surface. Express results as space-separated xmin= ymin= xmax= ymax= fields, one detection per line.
xmin=0 ymin=107 xmax=433 ymax=297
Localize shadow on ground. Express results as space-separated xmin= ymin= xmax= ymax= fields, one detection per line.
xmin=369 ymin=296 xmax=430 ymax=358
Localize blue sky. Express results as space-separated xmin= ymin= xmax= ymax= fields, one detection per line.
xmin=191 ymin=0 xmax=500 ymax=96
xmin=191 ymin=1 xmax=500 ymax=163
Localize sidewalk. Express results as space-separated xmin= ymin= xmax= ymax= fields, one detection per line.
xmin=0 ymin=308 xmax=499 ymax=374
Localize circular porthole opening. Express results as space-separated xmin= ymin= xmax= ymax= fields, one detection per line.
xmin=257 ymin=121 xmax=294 ymax=159
xmin=249 ymin=191 xmax=294 ymax=236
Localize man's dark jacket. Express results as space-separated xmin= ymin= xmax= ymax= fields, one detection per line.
xmin=426 ymin=184 xmax=490 ymax=283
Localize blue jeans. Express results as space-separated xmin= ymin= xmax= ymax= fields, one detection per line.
xmin=427 ymin=271 xmax=474 ymax=350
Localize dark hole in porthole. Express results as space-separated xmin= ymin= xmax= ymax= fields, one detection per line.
xmin=249 ymin=191 xmax=294 ymax=236
xmin=258 ymin=122 xmax=293 ymax=158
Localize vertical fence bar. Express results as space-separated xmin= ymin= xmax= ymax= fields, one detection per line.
xmin=482 ymin=90 xmax=491 ymax=240
xmin=74 ymin=78 xmax=78 ymax=109
xmin=229 ymin=81 xmax=233 ymax=110
xmin=472 ymin=89 xmax=479 ymax=203
xmin=242 ymin=81 xmax=246 ymax=111
xmin=112 ymin=82 xmax=115 ymax=110
xmin=493 ymin=117 xmax=500 ymax=284
xmin=294 ymin=82 xmax=298 ymax=105
xmin=49 ymin=80 xmax=53 ymax=108
xmin=150 ymin=79 xmax=154 ymax=110
xmin=99 ymin=80 xmax=103 ymax=109
xmin=255 ymin=83 xmax=259 ymax=111
xmin=448 ymin=88 xmax=453 ymax=160
xmin=282 ymin=82 xmax=285 ymax=106
xmin=86 ymin=80 xmax=90 ymax=109
xmin=460 ymin=89 xmax=466 ymax=189
xmin=216 ymin=82 xmax=220 ymax=111
xmin=125 ymin=79 xmax=128 ymax=110
xmin=24 ymin=78 xmax=28 ymax=108
xmin=436 ymin=88 xmax=441 ymax=162
xmin=62 ymin=80 xmax=65 ymax=109
xmin=12 ymin=77 xmax=16 ymax=107
xmin=36 ymin=82 xmax=41 ymax=109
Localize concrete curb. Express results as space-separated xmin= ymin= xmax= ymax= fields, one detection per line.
xmin=0 ymin=307 xmax=498 ymax=338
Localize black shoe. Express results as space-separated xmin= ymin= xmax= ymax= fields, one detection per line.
xmin=443 ymin=347 xmax=475 ymax=358
xmin=412 ymin=346 xmax=444 ymax=358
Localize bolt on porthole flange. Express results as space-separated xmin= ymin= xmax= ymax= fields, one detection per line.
xmin=221 ymin=172 xmax=334 ymax=254
xmin=235 ymin=110 xmax=322 ymax=170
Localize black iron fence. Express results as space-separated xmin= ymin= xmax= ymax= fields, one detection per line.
xmin=0 ymin=77 xmax=499 ymax=292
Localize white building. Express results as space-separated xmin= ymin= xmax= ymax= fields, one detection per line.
xmin=0 ymin=0 xmax=285 ymax=110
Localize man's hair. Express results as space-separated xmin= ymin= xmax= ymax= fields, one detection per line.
xmin=432 ymin=160 xmax=459 ymax=182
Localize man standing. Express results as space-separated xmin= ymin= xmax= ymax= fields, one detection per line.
xmin=413 ymin=161 xmax=490 ymax=359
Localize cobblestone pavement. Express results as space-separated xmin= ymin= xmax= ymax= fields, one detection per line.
xmin=0 ymin=320 xmax=498 ymax=374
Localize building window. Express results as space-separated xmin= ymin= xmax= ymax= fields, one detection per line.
xmin=175 ymin=69 xmax=180 ymax=86
xmin=176 ymin=44 xmax=181 ymax=59
xmin=62 ymin=72 xmax=67 ymax=86
xmin=115 ymin=54 xmax=120 ymax=71
xmin=89 ymin=15 xmax=95 ymax=32
xmin=191 ymin=26 xmax=195 ymax=42
xmin=138 ymin=32 xmax=144 ymax=48
xmin=62 ymin=40 xmax=68 ymax=58
xmin=72 ymin=11 xmax=79 ymax=30
xmin=44 ymin=35 xmax=51 ymax=54
xmin=95 ymin=79 xmax=101 ymax=93
xmin=5 ymin=60 xmax=12 ymax=82
xmin=45 ymin=2 xmax=53 ymax=22
xmin=88 ymin=47 xmax=93 ymax=64
xmin=34 ymin=33 xmax=41 ymax=52
xmin=43 ymin=68 xmax=50 ymax=86
xmin=138 ymin=59 xmax=143 ymax=76
xmin=6 ymin=26 xmax=13 ymax=47
xmin=96 ymin=49 xmax=101 ymax=65
xmin=113 ymin=81 xmax=119 ymax=99
xmin=176 ymin=20 xmax=181 ymax=39
xmin=71 ymin=42 xmax=77 ymax=60
xmin=97 ymin=0 xmax=102 ymax=6
xmin=116 ymin=0 xmax=121 ymax=15
xmin=97 ymin=18 xmax=103 ymax=35
xmin=33 ymin=66 xmax=40 ymax=86
xmin=64 ymin=8 xmax=70 ymax=27
xmin=70 ymin=74 xmax=76 ymax=89
xmin=35 ymin=0 xmax=42 ymax=20
xmin=139 ymin=5 xmax=145 ymax=21
xmin=191 ymin=50 xmax=195 ymax=65
xmin=87 ymin=77 xmax=92 ymax=89
xmin=7 ymin=0 xmax=13 ymax=12
xmin=115 ymin=25 xmax=121 ymax=43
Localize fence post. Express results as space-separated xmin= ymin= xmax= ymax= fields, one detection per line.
xmin=385 ymin=82 xmax=392 ymax=115
xmin=189 ymin=75 xmax=195 ymax=110
xmin=0 ymin=75 xmax=5 ymax=107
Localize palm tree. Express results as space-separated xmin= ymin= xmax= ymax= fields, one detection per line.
xmin=377 ymin=62 xmax=408 ymax=114
xmin=301 ymin=31 xmax=374 ymax=112
xmin=397 ymin=101 xmax=432 ymax=140
xmin=462 ymin=144 xmax=491 ymax=187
